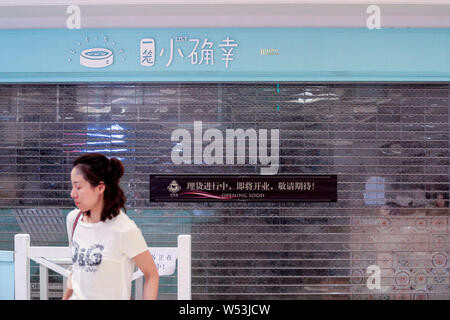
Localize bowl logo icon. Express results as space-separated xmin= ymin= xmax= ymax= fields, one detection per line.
xmin=80 ymin=48 xmax=114 ymax=68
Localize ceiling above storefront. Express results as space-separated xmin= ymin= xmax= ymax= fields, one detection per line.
xmin=0 ymin=0 xmax=449 ymax=29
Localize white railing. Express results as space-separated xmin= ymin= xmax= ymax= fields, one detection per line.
xmin=14 ymin=234 xmax=191 ymax=300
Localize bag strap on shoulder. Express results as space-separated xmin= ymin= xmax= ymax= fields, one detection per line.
xmin=71 ymin=211 xmax=83 ymax=242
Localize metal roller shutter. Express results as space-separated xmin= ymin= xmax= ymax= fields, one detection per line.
xmin=0 ymin=83 xmax=448 ymax=300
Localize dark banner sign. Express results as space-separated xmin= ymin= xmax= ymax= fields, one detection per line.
xmin=149 ymin=175 xmax=337 ymax=202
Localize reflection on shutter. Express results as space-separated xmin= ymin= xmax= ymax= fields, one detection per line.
xmin=0 ymin=83 xmax=448 ymax=300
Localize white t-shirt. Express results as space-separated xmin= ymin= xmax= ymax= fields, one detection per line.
xmin=66 ymin=208 xmax=148 ymax=300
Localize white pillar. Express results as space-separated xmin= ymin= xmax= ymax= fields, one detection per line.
xmin=39 ymin=264 xmax=48 ymax=300
xmin=135 ymin=276 xmax=144 ymax=300
xmin=177 ymin=235 xmax=191 ymax=300
xmin=14 ymin=234 xmax=30 ymax=300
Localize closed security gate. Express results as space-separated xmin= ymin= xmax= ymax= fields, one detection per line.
xmin=0 ymin=83 xmax=448 ymax=299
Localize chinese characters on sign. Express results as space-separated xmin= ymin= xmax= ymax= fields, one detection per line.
xmin=277 ymin=181 xmax=315 ymax=191
xmin=186 ymin=181 xmax=230 ymax=191
xmin=150 ymin=248 xmax=177 ymax=276
xmin=135 ymin=249 xmax=177 ymax=277
xmin=140 ymin=36 xmax=238 ymax=68
xmin=186 ymin=181 xmax=314 ymax=193
xmin=150 ymin=175 xmax=337 ymax=202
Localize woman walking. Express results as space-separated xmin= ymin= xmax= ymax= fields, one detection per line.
xmin=63 ymin=153 xmax=159 ymax=300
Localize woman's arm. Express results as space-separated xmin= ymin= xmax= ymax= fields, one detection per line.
xmin=132 ymin=250 xmax=159 ymax=300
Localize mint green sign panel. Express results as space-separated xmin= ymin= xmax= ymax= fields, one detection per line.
xmin=0 ymin=28 xmax=448 ymax=82
xmin=0 ymin=251 xmax=14 ymax=300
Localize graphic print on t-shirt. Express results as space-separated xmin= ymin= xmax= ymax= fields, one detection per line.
xmin=72 ymin=241 xmax=105 ymax=273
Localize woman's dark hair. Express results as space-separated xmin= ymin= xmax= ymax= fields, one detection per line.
xmin=72 ymin=153 xmax=126 ymax=221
